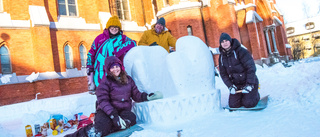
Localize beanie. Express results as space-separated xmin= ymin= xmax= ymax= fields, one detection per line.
xmin=110 ymin=62 xmax=121 ymax=69
xmin=219 ymin=33 xmax=232 ymax=44
xmin=106 ymin=16 xmax=122 ymax=29
xmin=156 ymin=17 xmax=166 ymax=27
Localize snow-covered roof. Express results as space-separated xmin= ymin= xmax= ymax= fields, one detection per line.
xmin=234 ymin=3 xmax=256 ymax=12
xmin=273 ymin=16 xmax=283 ymax=26
xmin=273 ymin=4 xmax=283 ymax=16
xmin=246 ymin=10 xmax=263 ymax=24
xmin=0 ymin=68 xmax=87 ymax=85
xmin=285 ymin=15 xmax=320 ymax=37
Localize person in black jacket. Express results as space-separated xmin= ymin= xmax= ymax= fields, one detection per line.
xmin=218 ymin=33 xmax=260 ymax=108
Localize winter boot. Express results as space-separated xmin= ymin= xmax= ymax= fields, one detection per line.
xmin=87 ymin=127 xmax=102 ymax=137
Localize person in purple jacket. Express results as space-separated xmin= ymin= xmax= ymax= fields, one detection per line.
xmin=65 ymin=56 xmax=163 ymax=137
xmin=87 ymin=16 xmax=136 ymax=95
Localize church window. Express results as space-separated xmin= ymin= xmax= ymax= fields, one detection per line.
xmin=64 ymin=44 xmax=74 ymax=69
xmin=58 ymin=0 xmax=78 ymax=16
xmin=79 ymin=44 xmax=87 ymax=68
xmin=109 ymin=0 xmax=130 ymax=20
xmin=0 ymin=45 xmax=12 ymax=74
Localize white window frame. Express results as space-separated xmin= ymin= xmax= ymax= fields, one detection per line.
xmin=0 ymin=45 xmax=12 ymax=74
xmin=0 ymin=0 xmax=3 ymax=12
xmin=111 ymin=0 xmax=131 ymax=21
xmin=58 ymin=0 xmax=78 ymax=17
xmin=79 ymin=44 xmax=87 ymax=68
xmin=64 ymin=44 xmax=74 ymax=69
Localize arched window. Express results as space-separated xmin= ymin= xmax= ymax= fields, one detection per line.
xmin=305 ymin=22 xmax=315 ymax=30
xmin=64 ymin=44 xmax=74 ymax=69
xmin=187 ymin=25 xmax=193 ymax=36
xmin=0 ymin=45 xmax=12 ymax=74
xmin=286 ymin=27 xmax=295 ymax=34
xmin=79 ymin=44 xmax=87 ymax=68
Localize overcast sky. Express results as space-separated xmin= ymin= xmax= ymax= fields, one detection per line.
xmin=276 ymin=0 xmax=320 ymax=23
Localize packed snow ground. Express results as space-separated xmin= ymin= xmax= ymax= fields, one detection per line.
xmin=1 ymin=57 xmax=320 ymax=137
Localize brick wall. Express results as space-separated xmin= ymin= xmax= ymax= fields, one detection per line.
xmin=0 ymin=77 xmax=88 ymax=106
xmin=0 ymin=79 xmax=61 ymax=106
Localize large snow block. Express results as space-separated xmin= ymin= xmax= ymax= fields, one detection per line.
xmin=132 ymin=90 xmax=221 ymax=124
xmin=124 ymin=36 xmax=218 ymax=125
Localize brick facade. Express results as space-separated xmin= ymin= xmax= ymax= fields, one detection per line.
xmin=0 ymin=0 xmax=289 ymax=106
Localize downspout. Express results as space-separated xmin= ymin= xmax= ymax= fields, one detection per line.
xmin=141 ymin=0 xmax=149 ymax=30
xmin=199 ymin=0 xmax=209 ymax=46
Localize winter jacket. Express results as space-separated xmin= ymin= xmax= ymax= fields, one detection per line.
xmin=96 ymin=56 xmax=148 ymax=116
xmin=138 ymin=24 xmax=176 ymax=52
xmin=218 ymin=38 xmax=258 ymax=89
xmin=87 ymin=29 xmax=136 ymax=87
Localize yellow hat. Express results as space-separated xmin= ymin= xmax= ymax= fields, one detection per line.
xmin=106 ymin=16 xmax=122 ymax=29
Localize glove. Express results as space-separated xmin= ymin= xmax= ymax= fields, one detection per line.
xmin=147 ymin=91 xmax=163 ymax=101
xmin=228 ymin=85 xmax=237 ymax=94
xmin=87 ymin=68 xmax=94 ymax=75
xmin=87 ymin=72 xmax=95 ymax=91
xmin=242 ymin=84 xmax=254 ymax=93
xmin=149 ymin=42 xmax=158 ymax=46
xmin=109 ymin=111 xmax=126 ymax=130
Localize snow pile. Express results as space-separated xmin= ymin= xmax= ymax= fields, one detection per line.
xmin=0 ymin=74 xmax=12 ymax=84
xmin=25 ymin=72 xmax=39 ymax=83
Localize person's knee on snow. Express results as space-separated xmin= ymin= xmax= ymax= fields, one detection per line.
xmin=228 ymin=94 xmax=242 ymax=108
xmin=119 ymin=110 xmax=137 ymax=127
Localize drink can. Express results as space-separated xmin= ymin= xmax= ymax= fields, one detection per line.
xmin=34 ymin=124 xmax=40 ymax=134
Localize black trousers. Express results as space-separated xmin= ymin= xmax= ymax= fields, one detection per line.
xmin=228 ymin=83 xmax=260 ymax=108
xmin=64 ymin=109 xmax=137 ymax=137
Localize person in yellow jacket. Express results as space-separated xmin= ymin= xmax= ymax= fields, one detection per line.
xmin=138 ymin=17 xmax=176 ymax=52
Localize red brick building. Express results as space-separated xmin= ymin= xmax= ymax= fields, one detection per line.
xmin=0 ymin=0 xmax=289 ymax=105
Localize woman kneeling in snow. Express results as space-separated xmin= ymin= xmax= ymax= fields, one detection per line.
xmin=65 ymin=56 xmax=163 ymax=137
xmin=218 ymin=33 xmax=260 ymax=108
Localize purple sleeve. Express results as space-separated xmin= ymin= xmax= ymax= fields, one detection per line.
xmin=87 ymin=34 xmax=104 ymax=69
xmin=128 ymin=76 xmax=148 ymax=102
xmin=113 ymin=35 xmax=137 ymax=59
xmin=96 ymin=76 xmax=115 ymax=115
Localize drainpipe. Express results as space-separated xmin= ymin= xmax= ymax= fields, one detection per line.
xmin=141 ymin=0 xmax=149 ymax=30
xmin=199 ymin=0 xmax=209 ymax=46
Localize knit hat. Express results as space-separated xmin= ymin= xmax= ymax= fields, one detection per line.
xmin=106 ymin=16 xmax=122 ymax=29
xmin=110 ymin=62 xmax=121 ymax=69
xmin=219 ymin=33 xmax=232 ymax=44
xmin=156 ymin=17 xmax=166 ymax=27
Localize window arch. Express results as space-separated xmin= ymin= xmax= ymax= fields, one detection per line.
xmin=305 ymin=22 xmax=315 ymax=30
xmin=187 ymin=25 xmax=193 ymax=36
xmin=64 ymin=44 xmax=74 ymax=69
xmin=286 ymin=27 xmax=295 ymax=34
xmin=79 ymin=44 xmax=87 ymax=68
xmin=0 ymin=45 xmax=12 ymax=74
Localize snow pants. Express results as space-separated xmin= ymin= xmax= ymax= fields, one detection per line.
xmin=64 ymin=109 xmax=137 ymax=137
xmin=228 ymin=83 xmax=260 ymax=108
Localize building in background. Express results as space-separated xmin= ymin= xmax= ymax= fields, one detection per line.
xmin=285 ymin=16 xmax=320 ymax=60
xmin=0 ymin=0 xmax=289 ymax=105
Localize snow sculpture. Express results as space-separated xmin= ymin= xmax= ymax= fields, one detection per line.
xmin=124 ymin=36 xmax=220 ymax=125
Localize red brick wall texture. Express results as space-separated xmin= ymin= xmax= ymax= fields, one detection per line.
xmin=0 ymin=0 xmax=289 ymax=105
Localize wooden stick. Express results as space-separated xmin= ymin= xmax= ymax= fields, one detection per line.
xmin=236 ymin=90 xmax=242 ymax=93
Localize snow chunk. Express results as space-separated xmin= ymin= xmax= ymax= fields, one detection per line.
xmin=0 ymin=75 xmax=12 ymax=84
xmin=25 ymin=72 xmax=39 ymax=83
